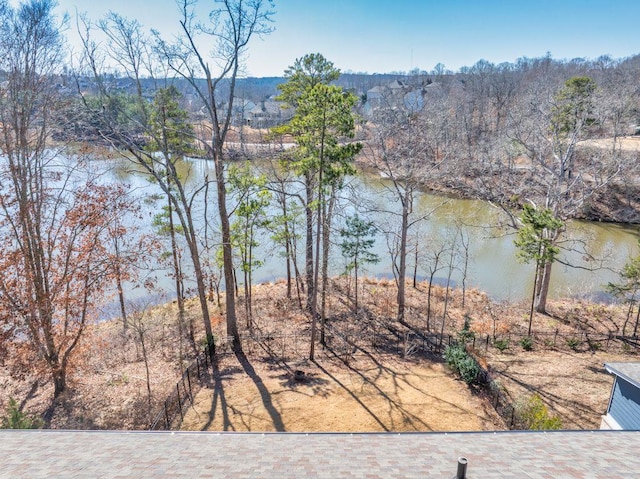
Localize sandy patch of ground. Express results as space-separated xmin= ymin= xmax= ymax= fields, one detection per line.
xmin=582 ymin=136 xmax=640 ymax=151
xmin=181 ymin=352 xmax=504 ymax=433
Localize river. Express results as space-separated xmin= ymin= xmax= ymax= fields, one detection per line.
xmin=105 ymin=156 xmax=639 ymax=307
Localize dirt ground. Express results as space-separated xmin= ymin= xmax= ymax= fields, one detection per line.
xmin=582 ymin=136 xmax=640 ymax=151
xmin=2 ymin=278 xmax=638 ymax=432
xmin=481 ymin=348 xmax=636 ymax=429
xmin=181 ymin=351 xmax=503 ymax=432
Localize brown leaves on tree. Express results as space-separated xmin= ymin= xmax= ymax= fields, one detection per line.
xmin=0 ymin=179 xmax=140 ymax=399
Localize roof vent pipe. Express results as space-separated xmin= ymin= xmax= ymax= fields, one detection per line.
xmin=454 ymin=457 xmax=468 ymax=479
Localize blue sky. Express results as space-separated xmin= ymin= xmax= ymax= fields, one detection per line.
xmin=44 ymin=0 xmax=640 ymax=76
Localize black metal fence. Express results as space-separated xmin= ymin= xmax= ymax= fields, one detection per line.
xmin=148 ymin=320 xmax=640 ymax=431
xmin=469 ymin=330 xmax=635 ymax=354
xmin=149 ymin=346 xmax=214 ymax=430
xmin=460 ymin=330 xmax=640 ymax=429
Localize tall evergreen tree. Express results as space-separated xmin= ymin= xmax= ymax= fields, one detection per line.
xmin=514 ymin=204 xmax=564 ymax=334
xmin=274 ymin=54 xmax=362 ymax=359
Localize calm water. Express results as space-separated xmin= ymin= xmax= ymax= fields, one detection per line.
xmin=105 ymin=156 xmax=640 ymax=305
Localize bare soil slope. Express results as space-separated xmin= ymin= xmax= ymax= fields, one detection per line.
xmin=482 ymin=349 xmax=635 ymax=429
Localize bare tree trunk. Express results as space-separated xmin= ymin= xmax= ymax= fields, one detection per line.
xmin=139 ymin=328 xmax=152 ymax=418
xmin=528 ymin=261 xmax=540 ymax=336
xmin=397 ymin=187 xmax=410 ymax=322
xmin=183 ymin=204 xmax=214 ymax=349
xmin=459 ymin=231 xmax=470 ymax=309
xmin=212 ymin=143 xmax=239 ymax=350
xmin=320 ymin=188 xmax=336 ymax=346
xmin=535 ymin=260 xmax=553 ymax=314
xmin=440 ymin=245 xmax=456 ymax=346
xmin=427 ymin=280 xmax=434 ymax=331
xmin=622 ymin=290 xmax=638 ymax=336
xmin=412 ymin=241 xmax=419 ymax=289
xmin=309 ymin=168 xmax=323 ymax=360
xmin=247 ymin=223 xmax=255 ymax=330
xmin=281 ymin=193 xmax=293 ymax=300
xmin=292 ymin=232 xmax=304 ymax=310
xmin=305 ymin=175 xmax=315 ymax=313
xmin=166 ymin=186 xmax=188 ymax=361
xmin=113 ymin=236 xmax=128 ymax=332
xmin=52 ymin=367 xmax=66 ymax=400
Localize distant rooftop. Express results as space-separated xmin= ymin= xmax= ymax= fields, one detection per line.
xmin=605 ymin=362 xmax=640 ymax=388
xmin=1 ymin=430 xmax=639 ymax=478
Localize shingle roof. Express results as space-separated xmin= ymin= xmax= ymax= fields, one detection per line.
xmin=605 ymin=362 xmax=640 ymax=388
xmin=1 ymin=430 xmax=638 ymax=478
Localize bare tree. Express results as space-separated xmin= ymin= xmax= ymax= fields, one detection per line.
xmin=507 ymin=76 xmax=622 ymax=312
xmin=77 ymin=13 xmax=219 ymax=350
xmin=422 ymin=235 xmax=448 ymax=331
xmin=78 ymin=2 xmax=273 ymax=351
xmin=128 ymin=303 xmax=154 ymax=420
xmin=0 ymin=0 xmax=137 ymax=401
xmin=367 ymin=107 xmax=442 ymax=322
xmin=154 ymin=0 xmax=275 ymax=350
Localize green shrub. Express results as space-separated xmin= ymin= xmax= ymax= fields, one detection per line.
xmin=1 ymin=398 xmax=42 ymax=429
xmin=566 ymin=337 xmax=580 ymax=351
xmin=517 ymin=394 xmax=562 ymax=430
xmin=520 ymin=337 xmax=533 ymax=351
xmin=587 ymin=340 xmax=602 ymax=352
xmin=443 ymin=344 xmax=480 ymax=384
xmin=494 ymin=338 xmax=509 ymax=353
xmin=458 ymin=329 xmax=475 ymax=344
xmin=457 ymin=316 xmax=475 ymax=344
xmin=458 ymin=356 xmax=480 ymax=384
xmin=443 ymin=344 xmax=467 ymax=368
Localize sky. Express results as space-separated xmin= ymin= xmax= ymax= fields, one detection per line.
xmin=31 ymin=0 xmax=640 ymax=76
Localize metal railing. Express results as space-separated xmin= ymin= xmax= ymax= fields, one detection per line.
xmin=149 ymin=346 xmax=214 ymax=430
xmin=148 ymin=321 xmax=640 ymax=430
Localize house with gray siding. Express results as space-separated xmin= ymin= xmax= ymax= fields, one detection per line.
xmin=601 ymin=362 xmax=640 ymax=429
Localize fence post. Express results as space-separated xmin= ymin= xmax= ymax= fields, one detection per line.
xmin=186 ymin=368 xmax=193 ymax=400
xmin=177 ymin=384 xmax=183 ymax=421
xmin=164 ymin=400 xmax=170 ymax=429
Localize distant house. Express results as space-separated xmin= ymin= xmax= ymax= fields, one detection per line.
xmin=403 ymin=89 xmax=424 ymax=113
xmin=601 ymin=362 xmax=640 ymax=429
xmin=247 ymin=96 xmax=293 ymax=128
xmin=215 ymin=97 xmax=257 ymax=126
xmin=388 ymin=79 xmax=406 ymax=91
xmin=363 ymin=82 xmax=407 ymax=118
xmin=362 ymin=80 xmax=443 ymax=119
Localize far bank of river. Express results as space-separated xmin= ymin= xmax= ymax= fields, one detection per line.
xmin=105 ymin=156 xmax=639 ymax=308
